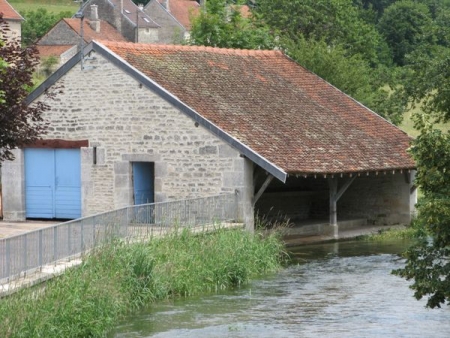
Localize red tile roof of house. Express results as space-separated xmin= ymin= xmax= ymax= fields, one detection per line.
xmin=64 ymin=18 xmax=127 ymax=43
xmin=0 ymin=0 xmax=23 ymax=21
xmin=36 ymin=44 xmax=75 ymax=58
xmin=160 ymin=0 xmax=200 ymax=30
xmin=94 ymin=41 xmax=417 ymax=175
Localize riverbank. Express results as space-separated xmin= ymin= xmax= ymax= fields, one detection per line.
xmin=0 ymin=227 xmax=286 ymax=338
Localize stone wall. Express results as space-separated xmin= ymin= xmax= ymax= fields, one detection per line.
xmin=3 ymin=51 xmax=252 ymax=222
xmin=38 ymin=21 xmax=79 ymax=46
xmin=338 ymin=172 xmax=415 ymax=225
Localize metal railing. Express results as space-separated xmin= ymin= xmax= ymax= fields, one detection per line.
xmin=0 ymin=193 xmax=239 ymax=283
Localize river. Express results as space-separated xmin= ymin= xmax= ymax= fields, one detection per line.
xmin=111 ymin=239 xmax=450 ymax=337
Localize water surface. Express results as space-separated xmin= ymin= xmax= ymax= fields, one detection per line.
xmin=111 ymin=240 xmax=450 ymax=337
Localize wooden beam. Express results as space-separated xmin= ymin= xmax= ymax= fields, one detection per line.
xmin=336 ymin=176 xmax=357 ymax=202
xmin=24 ymin=139 xmax=89 ymax=149
xmin=252 ymin=175 xmax=274 ymax=206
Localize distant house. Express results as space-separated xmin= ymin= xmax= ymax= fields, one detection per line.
xmin=144 ymin=0 xmax=200 ymax=43
xmin=80 ymin=0 xmax=160 ymax=43
xmin=1 ymin=41 xmax=416 ymax=233
xmin=36 ymin=7 xmax=127 ymax=68
xmin=0 ymin=0 xmax=23 ymax=41
xmin=143 ymin=0 xmax=251 ymax=44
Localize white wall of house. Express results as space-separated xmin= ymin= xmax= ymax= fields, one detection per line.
xmin=3 ymin=20 xmax=21 ymax=41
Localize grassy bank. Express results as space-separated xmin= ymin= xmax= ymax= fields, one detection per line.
xmin=0 ymin=227 xmax=286 ymax=337
xmin=360 ymin=225 xmax=419 ymax=241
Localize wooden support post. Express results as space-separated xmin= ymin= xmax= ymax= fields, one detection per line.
xmin=328 ymin=177 xmax=338 ymax=239
xmin=328 ymin=176 xmax=357 ymax=239
xmin=252 ymin=175 xmax=274 ymax=206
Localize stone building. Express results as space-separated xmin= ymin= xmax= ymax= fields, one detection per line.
xmin=80 ymin=0 xmax=160 ymax=43
xmin=144 ymin=0 xmax=200 ymax=43
xmin=36 ymin=9 xmax=127 ymax=68
xmin=1 ymin=41 xmax=416 ymax=232
xmin=0 ymin=0 xmax=23 ymax=41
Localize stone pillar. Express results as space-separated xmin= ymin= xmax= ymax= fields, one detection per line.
xmin=1 ymin=149 xmax=26 ymax=221
xmin=240 ymin=158 xmax=254 ymax=232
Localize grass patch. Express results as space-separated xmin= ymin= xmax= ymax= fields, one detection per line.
xmin=9 ymin=0 xmax=79 ymax=14
xmin=0 ymin=227 xmax=287 ymax=337
xmin=360 ymin=226 xmax=419 ymax=241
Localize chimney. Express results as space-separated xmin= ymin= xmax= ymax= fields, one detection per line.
xmin=114 ymin=0 xmax=123 ymax=33
xmin=90 ymin=5 xmax=101 ymax=33
xmin=162 ymin=0 xmax=170 ymax=12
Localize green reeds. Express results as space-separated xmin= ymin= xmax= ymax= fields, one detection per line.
xmin=0 ymin=227 xmax=286 ymax=337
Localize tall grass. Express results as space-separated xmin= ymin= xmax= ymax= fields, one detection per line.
xmin=0 ymin=227 xmax=286 ymax=337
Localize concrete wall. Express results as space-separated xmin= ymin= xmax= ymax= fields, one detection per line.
xmin=2 ymin=51 xmax=254 ymax=225
xmin=145 ymin=1 xmax=185 ymax=44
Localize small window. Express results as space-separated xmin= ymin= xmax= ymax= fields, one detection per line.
xmin=124 ymin=9 xmax=131 ymax=14
xmin=143 ymin=18 xmax=150 ymax=23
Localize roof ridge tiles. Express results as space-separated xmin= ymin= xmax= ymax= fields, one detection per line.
xmin=97 ymin=40 xmax=283 ymax=56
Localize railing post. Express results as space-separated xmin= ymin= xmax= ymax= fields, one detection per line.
xmin=53 ymin=226 xmax=58 ymax=262
xmin=93 ymin=216 xmax=96 ymax=247
xmin=23 ymin=234 xmax=27 ymax=274
xmin=81 ymin=221 xmax=84 ymax=251
xmin=38 ymin=230 xmax=43 ymax=268
xmin=68 ymin=223 xmax=72 ymax=256
xmin=6 ymin=238 xmax=10 ymax=279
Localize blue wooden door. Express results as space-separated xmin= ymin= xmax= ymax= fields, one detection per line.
xmin=133 ymin=162 xmax=154 ymax=205
xmin=55 ymin=149 xmax=81 ymax=219
xmin=25 ymin=149 xmax=81 ymax=219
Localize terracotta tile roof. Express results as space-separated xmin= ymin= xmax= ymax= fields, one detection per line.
xmin=0 ymin=0 xmax=23 ymax=21
xmin=64 ymin=18 xmax=127 ymax=43
xmin=37 ymin=44 xmax=75 ymax=57
xmin=159 ymin=0 xmax=200 ymax=29
xmin=101 ymin=41 xmax=415 ymax=175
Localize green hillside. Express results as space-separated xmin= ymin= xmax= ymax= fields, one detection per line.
xmin=9 ymin=0 xmax=78 ymax=14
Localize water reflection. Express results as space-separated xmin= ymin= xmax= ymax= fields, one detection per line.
xmin=111 ymin=240 xmax=450 ymax=338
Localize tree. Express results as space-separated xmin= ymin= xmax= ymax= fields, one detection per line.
xmin=378 ymin=1 xmax=435 ymax=66
xmin=392 ymin=38 xmax=450 ymax=309
xmin=0 ymin=15 xmax=52 ymax=161
xmin=254 ymin=0 xmax=387 ymax=66
xmin=393 ymin=125 xmax=450 ymax=308
xmin=189 ymin=0 xmax=275 ymax=49
xmin=20 ymin=8 xmax=73 ymax=46
xmin=401 ymin=46 xmax=450 ymax=122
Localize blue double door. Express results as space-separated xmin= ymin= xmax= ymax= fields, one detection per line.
xmin=25 ymin=148 xmax=81 ymax=219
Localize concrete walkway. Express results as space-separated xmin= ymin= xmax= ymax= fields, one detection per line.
xmin=0 ymin=220 xmax=59 ymax=239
